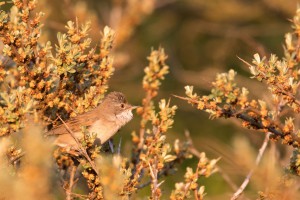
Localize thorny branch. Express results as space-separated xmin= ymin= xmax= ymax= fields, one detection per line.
xmin=174 ymin=95 xmax=300 ymax=147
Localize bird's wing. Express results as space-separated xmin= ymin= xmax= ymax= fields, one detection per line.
xmin=46 ymin=110 xmax=100 ymax=136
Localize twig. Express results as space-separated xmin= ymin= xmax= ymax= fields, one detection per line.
xmin=217 ymin=167 xmax=239 ymax=192
xmin=138 ymin=87 xmax=156 ymax=149
xmin=136 ymin=165 xmax=177 ymax=189
xmin=183 ymin=182 xmax=192 ymax=199
xmin=149 ymin=160 xmax=159 ymax=200
xmin=67 ymin=192 xmax=88 ymax=200
xmin=130 ymin=92 xmax=153 ymax=185
xmin=231 ymin=132 xmax=270 ymax=200
xmin=193 ymin=159 xmax=203 ymax=200
xmin=57 ymin=114 xmax=99 ymax=175
xmin=66 ymin=165 xmax=77 ymax=200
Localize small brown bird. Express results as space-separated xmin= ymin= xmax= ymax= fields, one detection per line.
xmin=47 ymin=92 xmax=136 ymax=149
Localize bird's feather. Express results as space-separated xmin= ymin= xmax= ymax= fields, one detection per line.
xmin=46 ymin=109 xmax=101 ymax=136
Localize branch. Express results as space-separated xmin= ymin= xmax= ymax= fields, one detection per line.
xmin=173 ymin=95 xmax=300 ymax=142
xmin=235 ymin=112 xmax=283 ymax=137
xmin=57 ymin=115 xmax=99 ymax=175
xmin=231 ymin=132 xmax=270 ymax=200
xmin=66 ymin=165 xmax=77 ymax=200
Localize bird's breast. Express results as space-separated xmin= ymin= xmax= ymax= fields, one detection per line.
xmin=89 ymin=119 xmax=119 ymax=144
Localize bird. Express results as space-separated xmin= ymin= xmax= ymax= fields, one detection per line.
xmin=47 ymin=92 xmax=137 ymax=149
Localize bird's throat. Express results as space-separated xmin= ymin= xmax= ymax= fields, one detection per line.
xmin=116 ymin=109 xmax=133 ymax=126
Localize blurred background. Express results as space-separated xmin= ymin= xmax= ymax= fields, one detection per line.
xmin=3 ymin=0 xmax=299 ymax=199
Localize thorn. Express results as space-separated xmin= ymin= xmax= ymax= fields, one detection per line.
xmin=157 ymin=180 xmax=165 ymax=187
xmin=237 ymin=56 xmax=253 ymax=68
xmin=172 ymin=94 xmax=189 ymax=101
xmin=148 ymin=163 xmax=155 ymax=178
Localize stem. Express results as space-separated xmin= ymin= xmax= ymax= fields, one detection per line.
xmin=66 ymin=165 xmax=77 ymax=200
xmin=231 ymin=133 xmax=270 ymax=200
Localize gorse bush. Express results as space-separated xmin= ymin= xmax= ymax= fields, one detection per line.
xmin=0 ymin=0 xmax=299 ymax=200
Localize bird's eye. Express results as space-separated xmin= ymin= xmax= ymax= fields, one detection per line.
xmin=120 ymin=103 xmax=125 ymax=109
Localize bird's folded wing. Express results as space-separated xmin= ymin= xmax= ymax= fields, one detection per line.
xmin=46 ymin=111 xmax=100 ymax=136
